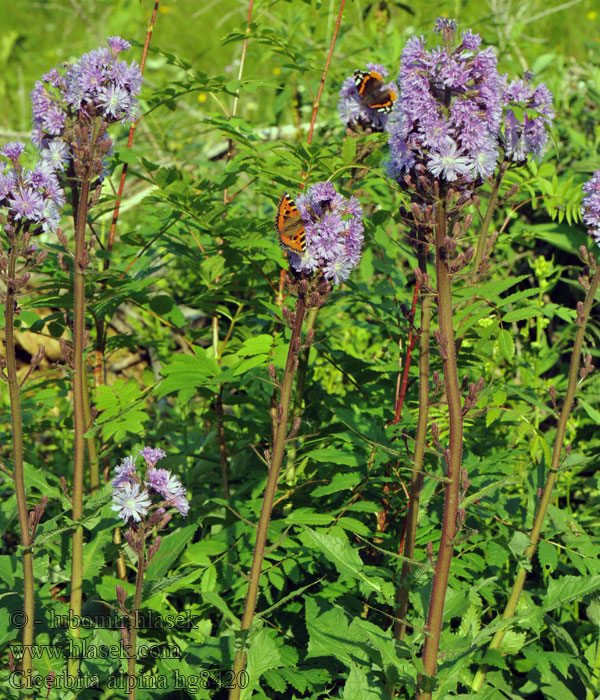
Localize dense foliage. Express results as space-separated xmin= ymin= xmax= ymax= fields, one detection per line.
xmin=2 ymin=2 xmax=600 ymax=699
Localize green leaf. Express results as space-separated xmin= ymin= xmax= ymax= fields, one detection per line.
xmin=143 ymin=524 xmax=196 ymax=588
xmin=499 ymin=630 xmax=527 ymax=654
xmin=538 ymin=540 xmax=558 ymax=572
xmin=285 ymin=508 xmax=334 ymax=525
xmin=454 ymin=275 xmax=529 ymax=300
xmin=242 ymin=628 xmax=283 ymax=700
xmin=202 ymin=591 xmax=239 ymax=624
xmin=336 ymin=517 xmax=371 ymax=537
xmin=301 ymin=528 xmax=364 ymax=581
xmin=343 ymin=663 xmax=382 ymax=699
xmin=577 ymin=398 xmax=600 ymax=424
xmin=94 ymin=378 xmax=150 ymax=442
xmin=306 ymin=447 xmax=360 ymax=467
xmin=201 ymin=565 xmax=217 ymax=592
xmin=301 ymin=528 xmax=384 ymax=596
xmin=82 ymin=525 xmax=113 ymax=582
xmin=311 ymin=472 xmax=361 ymax=496
xmin=508 ymin=531 xmax=531 ymax=558
xmin=503 ymin=308 xmax=541 ymax=323
xmin=587 ymin=596 xmax=600 ymax=626
xmin=238 ymin=334 xmax=275 ymax=356
xmin=305 ymin=597 xmax=353 ymax=666
xmin=497 ymin=329 xmax=515 ymax=362
xmin=116 ymin=146 xmax=141 ymax=163
xmin=341 ymin=137 xmax=357 ymax=165
xmin=0 ymin=557 xmax=16 ymax=587
xmin=23 ymin=462 xmax=63 ymax=501
xmin=149 ymin=294 xmax=186 ymax=327
xmin=486 ymin=406 xmax=502 ymax=427
xmin=156 ymin=349 xmax=221 ymax=399
xmin=233 ymin=354 xmax=268 ymax=376
xmin=482 ymin=648 xmax=508 ymax=670
xmin=543 ymin=575 xmax=600 ymax=611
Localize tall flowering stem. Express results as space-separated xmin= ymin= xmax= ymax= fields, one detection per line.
xmin=4 ymin=242 xmax=35 ymax=686
xmin=417 ymin=202 xmax=464 ymax=698
xmin=229 ymin=293 xmax=307 ymax=700
xmin=230 ymin=183 xmax=363 ymax=698
xmin=385 ymin=21 xmax=555 ymax=689
xmin=30 ymin=37 xmax=143 ymax=677
xmin=472 ymin=267 xmax=600 ymax=689
xmin=67 ymin=176 xmax=90 ymax=677
xmin=111 ymin=448 xmax=189 ymax=700
xmin=394 ymin=234 xmax=432 ymax=641
xmin=0 ymin=143 xmax=62 ymax=686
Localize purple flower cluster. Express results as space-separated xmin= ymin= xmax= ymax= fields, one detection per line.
xmin=0 ymin=142 xmax=64 ymax=234
xmin=337 ymin=63 xmax=398 ymax=131
xmin=582 ymin=170 xmax=600 ymax=245
xmin=111 ymin=447 xmax=189 ymax=523
xmin=31 ymin=36 xmax=142 ymax=168
xmin=387 ymin=19 xmax=504 ymax=184
xmin=288 ymin=182 xmax=364 ymax=285
xmin=502 ymin=75 xmax=554 ymax=162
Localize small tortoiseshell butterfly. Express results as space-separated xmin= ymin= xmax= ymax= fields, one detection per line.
xmin=275 ymin=193 xmax=306 ymax=254
xmin=353 ymin=70 xmax=396 ymax=114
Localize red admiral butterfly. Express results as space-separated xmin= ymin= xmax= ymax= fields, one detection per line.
xmin=353 ymin=70 xmax=396 ymax=114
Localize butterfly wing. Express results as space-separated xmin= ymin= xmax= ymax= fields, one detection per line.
xmin=353 ymin=70 xmax=396 ymax=114
xmin=276 ymin=193 xmax=306 ymax=254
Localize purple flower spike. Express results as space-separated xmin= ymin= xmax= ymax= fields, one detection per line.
xmin=140 ymin=446 xmax=167 ymax=468
xmin=1 ymin=142 xmax=26 ymax=162
xmin=434 ymin=17 xmax=458 ymax=34
xmin=387 ymin=19 xmax=504 ymax=187
xmin=30 ymin=37 xmax=143 ymax=166
xmin=0 ymin=142 xmax=63 ymax=234
xmin=146 ymin=467 xmax=180 ymax=497
xmin=582 ymin=171 xmax=600 ymax=246
xmin=112 ymin=454 xmax=138 ymax=488
xmin=107 ymin=36 xmax=131 ymax=54
xmin=171 ymin=494 xmax=190 ymax=517
xmin=502 ymin=75 xmax=554 ymax=162
xmin=112 ymin=448 xmax=189 ymax=524
xmin=145 ymin=467 xmax=189 ymax=517
xmin=111 ymin=482 xmax=152 ymax=523
xmin=286 ymin=182 xmax=364 ymax=285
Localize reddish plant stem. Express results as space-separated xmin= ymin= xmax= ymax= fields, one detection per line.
xmin=307 ymin=0 xmax=346 ymax=146
xmin=375 ymin=269 xmax=422 ymax=542
xmin=127 ymin=546 xmax=146 ymax=700
xmin=105 ymin=0 xmax=160 ymax=258
xmin=215 ymin=389 xmax=230 ymax=499
xmin=418 ymin=202 xmax=464 ymax=699
xmin=392 ymin=279 xmax=420 ymax=425
xmin=67 ymin=178 xmax=91 ymax=679
xmin=4 ymin=234 xmax=35 ymax=686
xmin=229 ymin=296 xmax=306 ymax=700
xmin=394 ymin=234 xmax=432 ymax=641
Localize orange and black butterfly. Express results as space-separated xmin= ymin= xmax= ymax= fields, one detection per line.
xmin=275 ymin=193 xmax=306 ymax=254
xmin=353 ymin=70 xmax=397 ymax=114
